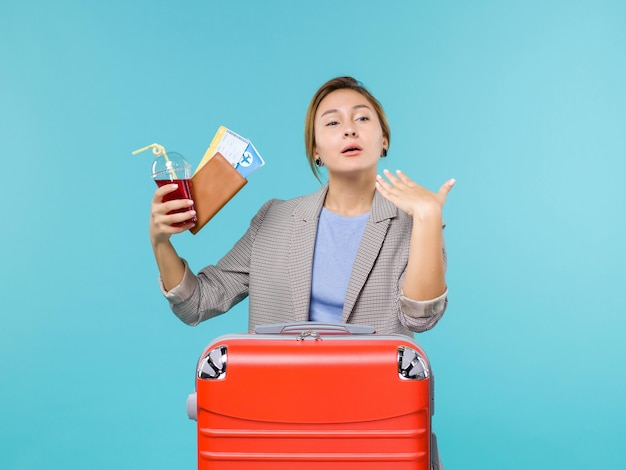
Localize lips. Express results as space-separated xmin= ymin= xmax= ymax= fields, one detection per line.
xmin=341 ymin=143 xmax=362 ymax=154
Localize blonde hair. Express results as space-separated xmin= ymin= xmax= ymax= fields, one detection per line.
xmin=304 ymin=76 xmax=391 ymax=181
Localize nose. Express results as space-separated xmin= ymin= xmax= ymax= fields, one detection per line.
xmin=344 ymin=127 xmax=357 ymax=137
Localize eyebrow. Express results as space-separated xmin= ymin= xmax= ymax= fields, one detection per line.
xmin=320 ymin=104 xmax=372 ymax=118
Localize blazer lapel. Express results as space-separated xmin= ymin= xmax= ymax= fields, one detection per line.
xmin=289 ymin=185 xmax=328 ymax=322
xmin=342 ymin=191 xmax=398 ymax=322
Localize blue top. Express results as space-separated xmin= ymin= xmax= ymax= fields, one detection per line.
xmin=309 ymin=208 xmax=370 ymax=323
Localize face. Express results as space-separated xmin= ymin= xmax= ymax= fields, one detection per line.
xmin=314 ymin=89 xmax=388 ymax=177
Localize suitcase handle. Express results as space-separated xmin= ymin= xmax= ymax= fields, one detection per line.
xmin=254 ymin=322 xmax=376 ymax=335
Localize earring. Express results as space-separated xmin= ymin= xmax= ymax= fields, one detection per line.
xmin=381 ymin=148 xmax=388 ymax=158
xmin=315 ymin=157 xmax=324 ymax=167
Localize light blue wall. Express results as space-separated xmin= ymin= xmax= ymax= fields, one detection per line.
xmin=2 ymin=1 xmax=624 ymax=468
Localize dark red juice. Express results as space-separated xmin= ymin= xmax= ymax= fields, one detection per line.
xmin=155 ymin=179 xmax=197 ymax=227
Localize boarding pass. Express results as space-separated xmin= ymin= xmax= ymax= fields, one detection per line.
xmin=194 ymin=126 xmax=265 ymax=178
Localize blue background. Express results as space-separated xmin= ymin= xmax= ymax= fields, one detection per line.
xmin=2 ymin=1 xmax=625 ymax=468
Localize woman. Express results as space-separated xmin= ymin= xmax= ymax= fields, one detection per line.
xmin=149 ymin=76 xmax=455 ymax=336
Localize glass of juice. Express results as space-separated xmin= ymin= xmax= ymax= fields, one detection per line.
xmin=152 ymin=152 xmax=197 ymax=227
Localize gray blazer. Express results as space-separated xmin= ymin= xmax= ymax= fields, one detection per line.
xmin=162 ymin=184 xmax=448 ymax=336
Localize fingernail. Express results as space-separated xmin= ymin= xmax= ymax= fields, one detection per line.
xmin=449 ymin=178 xmax=456 ymax=186
xmin=396 ymin=169 xmax=403 ymax=174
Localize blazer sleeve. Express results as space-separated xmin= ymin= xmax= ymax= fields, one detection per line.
xmin=398 ymin=289 xmax=448 ymax=332
xmin=161 ymin=199 xmax=276 ymax=325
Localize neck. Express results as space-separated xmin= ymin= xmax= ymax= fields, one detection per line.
xmin=324 ymin=174 xmax=376 ymax=216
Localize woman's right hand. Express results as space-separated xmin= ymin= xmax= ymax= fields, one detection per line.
xmin=149 ymin=184 xmax=196 ymax=245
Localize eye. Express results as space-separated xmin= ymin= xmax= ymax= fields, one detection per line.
xmin=356 ymin=115 xmax=370 ymax=122
xmin=325 ymin=120 xmax=339 ymax=127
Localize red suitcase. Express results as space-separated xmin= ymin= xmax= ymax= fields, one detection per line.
xmin=186 ymin=322 xmax=439 ymax=469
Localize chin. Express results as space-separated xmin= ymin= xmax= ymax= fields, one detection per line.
xmin=331 ymin=164 xmax=378 ymax=177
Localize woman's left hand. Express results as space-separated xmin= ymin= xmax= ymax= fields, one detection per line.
xmin=376 ymin=169 xmax=455 ymax=220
